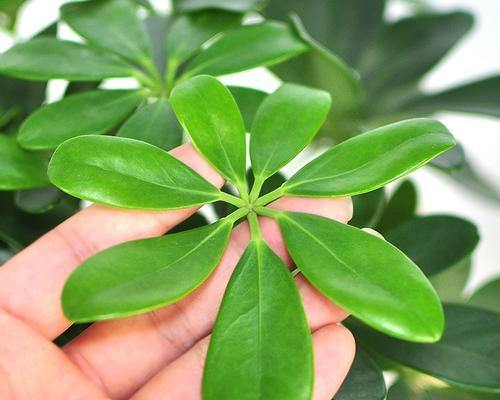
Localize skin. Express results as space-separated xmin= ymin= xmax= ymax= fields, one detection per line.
xmin=0 ymin=143 xmax=357 ymax=400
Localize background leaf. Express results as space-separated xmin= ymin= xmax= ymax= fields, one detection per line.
xmin=349 ymin=188 xmax=385 ymax=229
xmin=173 ymin=0 xmax=266 ymax=12
xmin=468 ymin=278 xmax=500 ymax=313
xmin=377 ymin=180 xmax=418 ymax=233
xmin=228 ymin=86 xmax=268 ymax=131
xmin=14 ymin=186 xmax=63 ymax=214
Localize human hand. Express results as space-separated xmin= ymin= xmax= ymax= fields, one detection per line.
xmin=0 ymin=143 xmax=355 ymax=400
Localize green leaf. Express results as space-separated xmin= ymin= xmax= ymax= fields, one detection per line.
xmin=282 ymin=119 xmax=456 ymax=198
xmin=351 ymin=304 xmax=500 ymax=392
xmin=48 ymin=135 xmax=222 ymax=210
xmin=359 ymin=12 xmax=474 ymax=96
xmin=184 ymin=21 xmax=308 ymax=77
xmin=18 ymin=90 xmax=144 ymax=150
xmin=468 ymin=279 xmax=500 ymax=313
xmin=167 ymin=11 xmax=242 ymax=65
xmin=0 ymin=135 xmax=49 ymax=190
xmin=349 ymin=188 xmax=386 ymax=228
xmin=228 ymin=86 xmax=268 ymax=131
xmin=203 ymin=239 xmax=313 ymax=400
xmin=173 ymin=0 xmax=265 ymax=12
xmin=63 ymin=221 xmax=231 ymax=321
xmin=14 ymin=187 xmax=63 ymax=214
xmin=250 ymin=83 xmax=331 ymax=180
xmin=430 ymin=258 xmax=471 ymax=302
xmin=171 ymin=75 xmax=247 ymax=187
xmin=145 ymin=14 xmax=169 ymax=76
xmin=0 ymin=38 xmax=134 ymax=81
xmin=385 ymin=216 xmax=479 ymax=277
xmin=247 ymin=169 xmax=286 ymax=196
xmin=117 ymin=99 xmax=182 ymax=150
xmin=377 ymin=179 xmax=417 ymax=234
xmin=61 ymin=0 xmax=152 ymax=65
xmin=278 ymin=212 xmax=444 ymax=342
xmin=334 ymin=348 xmax=387 ymax=400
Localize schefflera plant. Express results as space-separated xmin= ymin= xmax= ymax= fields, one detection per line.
xmin=48 ymin=75 xmax=455 ymax=400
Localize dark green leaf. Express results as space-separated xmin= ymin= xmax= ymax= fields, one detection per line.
xmin=430 ymin=258 xmax=471 ymax=302
xmin=228 ymin=86 xmax=268 ymax=131
xmin=14 ymin=186 xmax=62 ymax=214
xmin=468 ymin=279 xmax=500 ymax=313
xmin=335 ymin=348 xmax=387 ymax=400
xmin=282 ymin=119 xmax=456 ymax=197
xmin=61 ymin=0 xmax=152 ymax=65
xmin=0 ymin=135 xmax=49 ymax=190
xmin=250 ymin=83 xmax=331 ymax=180
xmin=0 ymin=38 xmax=134 ymax=81
xmin=203 ymin=239 xmax=313 ymax=400
xmin=349 ymin=188 xmax=385 ymax=228
xmin=145 ymin=14 xmax=169 ymax=76
xmin=171 ymin=75 xmax=247 ymax=187
xmin=167 ymin=11 xmax=242 ymax=65
xmin=213 ymin=184 xmax=238 ymax=219
xmin=117 ymin=99 xmax=182 ymax=150
xmin=351 ymin=304 xmax=500 ymax=392
xmin=385 ymin=215 xmax=479 ymax=277
xmin=48 ymin=135 xmax=222 ymax=210
xmin=247 ymin=169 xmax=286 ymax=196
xmin=63 ymin=221 xmax=232 ymax=321
xmin=359 ymin=12 xmax=474 ymax=96
xmin=184 ymin=21 xmax=308 ymax=77
xmin=377 ymin=180 xmax=417 ymax=234
xmin=279 ymin=211 xmax=444 ymax=342
xmin=174 ymin=0 xmax=265 ymax=12
xmin=64 ymin=81 xmax=101 ymax=96
xmin=169 ymin=212 xmax=208 ymax=233
xmin=18 ymin=89 xmax=144 ymax=150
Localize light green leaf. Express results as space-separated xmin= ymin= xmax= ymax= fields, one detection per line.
xmin=250 ymin=83 xmax=331 ymax=180
xmin=117 ymin=99 xmax=182 ymax=150
xmin=385 ymin=215 xmax=479 ymax=277
xmin=18 ymin=90 xmax=144 ymax=150
xmin=349 ymin=188 xmax=386 ymax=229
xmin=377 ymin=179 xmax=417 ymax=234
xmin=48 ymin=135 xmax=222 ymax=210
xmin=351 ymin=304 xmax=500 ymax=392
xmin=184 ymin=21 xmax=308 ymax=77
xmin=279 ymin=211 xmax=444 ymax=342
xmin=227 ymin=86 xmax=268 ymax=131
xmin=335 ymin=348 xmax=387 ymax=400
xmin=0 ymin=135 xmax=49 ymax=190
xmin=63 ymin=221 xmax=232 ymax=321
xmin=468 ymin=279 xmax=500 ymax=313
xmin=171 ymin=75 xmax=247 ymax=187
xmin=61 ymin=0 xmax=152 ymax=65
xmin=282 ymin=119 xmax=456 ymax=198
xmin=167 ymin=11 xmax=242 ymax=65
xmin=0 ymin=38 xmax=134 ymax=81
xmin=173 ymin=0 xmax=265 ymax=12
xmin=203 ymin=239 xmax=313 ymax=400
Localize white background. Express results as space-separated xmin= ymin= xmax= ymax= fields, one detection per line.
xmin=1 ymin=0 xmax=499 ymax=292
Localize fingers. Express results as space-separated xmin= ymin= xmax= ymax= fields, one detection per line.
xmin=130 ymin=324 xmax=356 ymax=400
xmin=0 ymin=143 xmax=224 ymax=340
xmin=62 ymin=196 xmax=352 ymax=399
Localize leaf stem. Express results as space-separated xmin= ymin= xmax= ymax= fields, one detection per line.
xmin=248 ymin=212 xmax=262 ymax=240
xmin=254 ymin=206 xmax=282 ymax=219
xmin=165 ymin=58 xmax=180 ymax=94
xmin=225 ymin=207 xmax=249 ymax=224
xmin=219 ymin=191 xmax=246 ymax=208
xmin=249 ymin=174 xmax=265 ymax=203
xmin=255 ymin=187 xmax=285 ymax=206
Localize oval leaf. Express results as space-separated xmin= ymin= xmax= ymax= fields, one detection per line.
xmin=0 ymin=135 xmax=48 ymax=190
xmin=278 ymin=211 xmax=444 ymax=342
xmin=283 ymin=119 xmax=456 ymax=197
xmin=376 ymin=179 xmax=417 ymax=234
xmin=468 ymin=279 xmax=500 ymax=313
xmin=18 ymin=89 xmax=144 ymax=150
xmin=171 ymin=75 xmax=247 ymax=187
xmin=14 ymin=186 xmax=62 ymax=214
xmin=48 ymin=135 xmax=221 ymax=210
xmin=203 ymin=239 xmax=313 ymax=400
xmin=0 ymin=38 xmax=134 ymax=81
xmin=117 ymin=98 xmax=182 ymax=150
xmin=228 ymin=85 xmax=268 ymax=131
xmin=184 ymin=21 xmax=308 ymax=77
xmin=61 ymin=0 xmax=152 ymax=65
xmin=63 ymin=221 xmax=232 ymax=321
xmin=351 ymin=304 xmax=500 ymax=392
xmin=250 ymin=83 xmax=331 ymax=180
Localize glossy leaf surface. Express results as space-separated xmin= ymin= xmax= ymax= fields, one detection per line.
xmin=0 ymin=38 xmax=134 ymax=81
xmin=63 ymin=221 xmax=231 ymax=321
xmin=185 ymin=21 xmax=308 ymax=77
xmin=228 ymin=86 xmax=268 ymax=131
xmin=468 ymin=279 xmax=500 ymax=313
xmin=250 ymin=83 xmax=331 ymax=179
xmin=385 ymin=216 xmax=479 ymax=277
xmin=61 ymin=0 xmax=152 ymax=65
xmin=283 ymin=119 xmax=456 ymax=197
xmin=48 ymin=135 xmax=221 ymax=210
xmin=279 ymin=212 xmax=444 ymax=342
xmin=352 ymin=304 xmax=500 ymax=392
xmin=171 ymin=75 xmax=246 ymax=186
xmin=18 ymin=90 xmax=143 ymax=150
xmin=174 ymin=0 xmax=265 ymax=12
xmin=0 ymin=135 xmax=48 ymax=190
xmin=203 ymin=239 xmax=313 ymax=400
xmin=117 ymin=99 xmax=182 ymax=150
